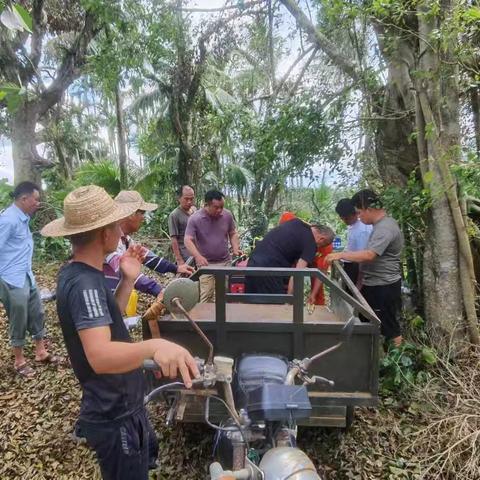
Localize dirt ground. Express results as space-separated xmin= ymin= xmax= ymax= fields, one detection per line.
xmin=0 ymin=262 xmax=437 ymax=479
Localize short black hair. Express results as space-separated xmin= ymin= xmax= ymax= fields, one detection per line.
xmin=11 ymin=181 xmax=40 ymax=200
xmin=351 ymin=189 xmax=382 ymax=209
xmin=335 ymin=198 xmax=356 ymax=217
xmin=204 ymin=189 xmax=224 ymax=203
xmin=68 ymin=229 xmax=99 ymax=247
xmin=176 ymin=185 xmax=193 ymax=197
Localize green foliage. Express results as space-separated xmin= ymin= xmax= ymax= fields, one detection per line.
xmin=0 ymin=178 xmax=13 ymax=210
xmin=74 ymin=160 xmax=121 ymax=196
xmin=380 ymin=341 xmax=436 ymax=397
xmin=452 ymin=153 xmax=480 ymax=199
xmin=0 ymin=3 xmax=32 ymax=32
xmin=382 ymin=170 xmax=431 ymax=238
xmin=34 ymin=235 xmax=70 ymax=262
xmin=0 ymin=82 xmax=27 ymax=113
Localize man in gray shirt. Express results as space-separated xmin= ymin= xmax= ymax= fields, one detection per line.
xmin=168 ymin=186 xmax=196 ymax=264
xmin=326 ymin=190 xmax=404 ymax=346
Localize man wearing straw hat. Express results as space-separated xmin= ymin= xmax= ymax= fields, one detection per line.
xmin=41 ymin=185 xmax=199 ymax=480
xmin=103 ymin=190 xmax=194 ymax=300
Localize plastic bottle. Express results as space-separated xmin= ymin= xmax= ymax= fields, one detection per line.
xmin=125 ymin=290 xmax=138 ymax=317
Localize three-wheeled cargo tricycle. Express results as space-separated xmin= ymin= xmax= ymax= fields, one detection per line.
xmin=142 ymin=262 xmax=380 ymax=479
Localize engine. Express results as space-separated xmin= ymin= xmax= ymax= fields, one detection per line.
xmin=235 ymin=354 xmax=311 ymax=422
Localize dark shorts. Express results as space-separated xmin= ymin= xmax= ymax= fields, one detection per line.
xmin=77 ymin=409 xmax=158 ymax=480
xmin=360 ymin=280 xmax=402 ymax=339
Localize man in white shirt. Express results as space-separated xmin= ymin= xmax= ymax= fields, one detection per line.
xmin=335 ymin=198 xmax=372 ymax=285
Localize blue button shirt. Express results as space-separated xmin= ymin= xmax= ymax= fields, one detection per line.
xmin=0 ymin=203 xmax=35 ymax=288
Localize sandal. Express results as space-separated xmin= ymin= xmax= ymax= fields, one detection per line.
xmin=15 ymin=363 xmax=35 ymax=378
xmin=35 ymin=353 xmax=66 ymax=366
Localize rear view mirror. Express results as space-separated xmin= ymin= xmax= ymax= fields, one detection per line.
xmin=163 ymin=278 xmax=200 ymax=313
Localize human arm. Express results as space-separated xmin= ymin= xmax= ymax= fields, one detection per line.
xmin=287 ymin=258 xmax=309 ymax=294
xmin=228 ymin=213 xmax=240 ymax=256
xmin=78 ymin=327 xmax=199 ymax=387
xmin=324 ymin=249 xmax=377 ymax=266
xmin=184 ymin=215 xmax=208 ymax=266
xmin=114 ymin=244 xmax=145 ymax=312
xmin=69 ymin=267 xmax=198 ymax=385
xmin=229 ymin=229 xmax=240 ymax=256
xmin=0 ymin=216 xmax=12 ymax=249
xmin=143 ymin=248 xmax=194 ymax=275
xmin=307 ymin=277 xmax=323 ymax=304
xmin=168 ymin=212 xmax=184 ymax=265
xmin=171 ymin=236 xmax=184 ymax=265
xmin=143 ymin=248 xmax=178 ymax=274
xmin=184 ymin=234 xmax=208 ymax=266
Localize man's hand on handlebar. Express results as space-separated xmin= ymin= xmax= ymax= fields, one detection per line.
xmin=152 ymin=340 xmax=200 ymax=388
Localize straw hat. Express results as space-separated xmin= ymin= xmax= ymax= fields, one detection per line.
xmin=114 ymin=190 xmax=157 ymax=212
xmin=41 ymin=185 xmax=140 ymax=237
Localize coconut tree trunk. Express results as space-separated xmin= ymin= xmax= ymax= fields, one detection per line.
xmin=114 ymin=80 xmax=128 ymax=188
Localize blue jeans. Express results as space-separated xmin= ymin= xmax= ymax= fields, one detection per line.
xmin=0 ymin=276 xmax=45 ymax=347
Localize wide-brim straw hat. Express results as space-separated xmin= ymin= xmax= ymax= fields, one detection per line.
xmin=41 ymin=185 xmax=140 ymax=237
xmin=114 ymin=190 xmax=158 ymax=212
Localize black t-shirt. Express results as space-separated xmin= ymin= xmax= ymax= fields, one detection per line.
xmin=249 ymin=218 xmax=317 ymax=267
xmin=56 ymin=261 xmax=145 ymax=423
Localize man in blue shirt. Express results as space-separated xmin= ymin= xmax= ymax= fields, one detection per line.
xmin=0 ymin=181 xmax=59 ymax=377
xmin=335 ymin=198 xmax=373 ymax=286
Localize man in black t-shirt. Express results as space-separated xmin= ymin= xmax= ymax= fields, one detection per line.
xmin=245 ymin=219 xmax=334 ymax=298
xmin=41 ymin=186 xmax=199 ymax=480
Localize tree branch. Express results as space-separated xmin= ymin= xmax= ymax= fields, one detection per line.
xmin=29 ymin=0 xmax=46 ymax=71
xmin=144 ymin=73 xmax=172 ymax=95
xmin=174 ymin=0 xmax=264 ymax=13
xmin=288 ymin=46 xmax=318 ymax=97
xmin=186 ymin=3 xmax=263 ymax=111
xmin=278 ymin=0 xmax=363 ymax=84
xmin=274 ymin=45 xmax=314 ymax=96
xmin=36 ymin=12 xmax=99 ymax=117
xmin=232 ymin=47 xmax=261 ymax=67
xmin=0 ymin=30 xmax=23 ymax=83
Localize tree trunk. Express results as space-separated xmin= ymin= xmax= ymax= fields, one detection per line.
xmin=11 ymin=104 xmax=45 ymax=185
xmin=114 ymin=80 xmax=128 ymax=188
xmin=177 ymin=142 xmax=195 ymax=187
xmin=415 ymin=1 xmax=479 ymax=347
xmin=278 ymin=0 xmax=477 ymax=348
xmin=373 ymin=24 xmax=418 ymax=185
xmin=264 ymin=182 xmax=282 ymax=218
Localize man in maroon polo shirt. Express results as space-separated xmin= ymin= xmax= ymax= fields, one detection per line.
xmin=184 ymin=190 xmax=240 ymax=302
